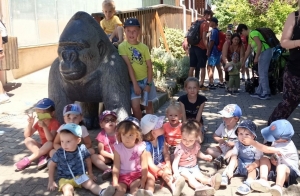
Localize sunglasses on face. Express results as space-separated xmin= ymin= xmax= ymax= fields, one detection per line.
xmin=103 ymin=118 xmax=117 ymax=123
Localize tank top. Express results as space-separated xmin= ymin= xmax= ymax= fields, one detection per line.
xmin=288 ymin=11 xmax=300 ymax=77
xmin=227 ymin=44 xmax=242 ymax=62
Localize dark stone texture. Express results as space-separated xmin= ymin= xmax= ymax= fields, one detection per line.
xmin=49 ymin=11 xmax=131 ymax=124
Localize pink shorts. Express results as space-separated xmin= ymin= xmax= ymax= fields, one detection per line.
xmin=118 ymin=171 xmax=142 ymax=187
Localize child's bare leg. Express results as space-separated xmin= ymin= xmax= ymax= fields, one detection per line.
xmin=25 ymin=138 xmax=52 ymax=161
xmin=275 ymin=164 xmax=290 ymax=187
xmin=259 ymin=157 xmax=271 ymax=180
xmin=132 ymin=99 xmax=142 ymax=120
xmin=82 ymin=179 xmax=116 ymax=195
xmin=145 ymin=172 xmax=155 ymax=193
xmin=91 ymin=154 xmax=110 ymax=171
xmin=223 ymin=149 xmax=233 ymax=160
xmin=223 ymin=155 xmax=238 ymax=179
xmin=113 ymin=183 xmax=127 ymax=196
xmin=116 ymin=26 xmax=124 ymax=42
xmin=206 ymin=147 xmax=222 ymax=158
xmin=129 ymin=178 xmax=141 ymax=195
xmin=180 ymin=171 xmax=203 ymax=189
xmin=61 ymin=184 xmax=74 ymax=196
xmin=145 ymin=101 xmax=153 ymax=115
xmin=49 ymin=149 xmax=56 ymax=158
xmin=88 ymin=148 xmax=95 ymax=155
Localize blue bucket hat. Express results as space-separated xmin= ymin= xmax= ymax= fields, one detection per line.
xmin=61 ymin=123 xmax=82 ymax=138
xmin=261 ymin=119 xmax=294 ymax=142
xmin=34 ymin=98 xmax=55 ymax=109
xmin=235 ymin=120 xmax=257 ymax=139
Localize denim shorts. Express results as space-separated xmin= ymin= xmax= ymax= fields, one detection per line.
xmin=208 ymin=55 xmax=221 ymax=66
xmin=107 ymin=34 xmax=119 ymax=43
xmin=178 ymin=165 xmax=200 ymax=174
xmin=130 ymin=78 xmax=157 ymax=101
xmin=234 ymin=157 xmax=257 ymax=177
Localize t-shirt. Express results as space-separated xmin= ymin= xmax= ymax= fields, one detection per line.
xmin=100 ymin=15 xmax=122 ymax=35
xmin=95 ymin=130 xmax=117 ymax=154
xmin=249 ymin=30 xmax=270 ymax=52
xmin=271 ymin=140 xmax=300 ymax=176
xmin=114 ymin=142 xmax=146 ymax=174
xmin=209 ymin=28 xmax=221 ymax=56
xmin=57 ymin=124 xmax=89 ymax=138
xmin=228 ymin=61 xmax=242 ymax=75
xmin=174 ymin=142 xmax=200 ymax=167
xmin=232 ymin=141 xmax=263 ymax=161
xmin=214 ymin=123 xmax=238 ymax=141
xmin=52 ymin=144 xmax=91 ymax=179
xmin=196 ymin=20 xmax=209 ymax=50
xmin=33 ymin=118 xmax=60 ymax=144
xmin=145 ymin=135 xmax=165 ymax=165
xmin=177 ymin=94 xmax=207 ymax=123
xmin=163 ymin=122 xmax=182 ymax=146
xmin=118 ymin=41 xmax=151 ymax=81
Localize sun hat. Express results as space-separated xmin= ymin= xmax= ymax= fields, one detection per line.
xmin=235 ymin=120 xmax=257 ymax=139
xmin=141 ymin=114 xmax=165 ymax=135
xmin=61 ymin=123 xmax=82 ymax=137
xmin=261 ymin=119 xmax=294 ymax=142
xmin=34 ymin=98 xmax=55 ymax=109
xmin=63 ymin=104 xmax=82 ymax=116
xmin=218 ymin=104 xmax=242 ymax=118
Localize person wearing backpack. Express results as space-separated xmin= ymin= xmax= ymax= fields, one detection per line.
xmin=268 ymin=4 xmax=300 ymax=127
xmin=206 ymin=17 xmax=225 ymax=90
xmin=183 ymin=9 xmax=213 ymax=91
xmin=237 ymin=24 xmax=273 ymax=100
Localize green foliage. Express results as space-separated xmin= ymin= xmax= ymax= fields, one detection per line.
xmin=159 ymin=28 xmax=186 ymax=59
xmin=214 ymin=0 xmax=297 ymax=34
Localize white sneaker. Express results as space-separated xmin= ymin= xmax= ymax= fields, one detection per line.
xmin=251 ymin=179 xmax=270 ymax=193
xmin=270 ymin=185 xmax=283 ymax=196
xmin=0 ymin=93 xmax=9 ymax=104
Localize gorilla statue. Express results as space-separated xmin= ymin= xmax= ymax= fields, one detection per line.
xmin=49 ymin=11 xmax=131 ymax=127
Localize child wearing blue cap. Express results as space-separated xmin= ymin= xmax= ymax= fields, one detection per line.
xmin=242 ymin=119 xmax=300 ymax=196
xmin=15 ymin=98 xmax=60 ymax=171
xmin=220 ymin=120 xmax=263 ymax=195
xmin=48 ymin=123 xmax=115 ymax=196
xmin=206 ymin=104 xmax=241 ymax=168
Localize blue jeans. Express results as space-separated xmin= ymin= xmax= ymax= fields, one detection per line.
xmin=255 ymin=48 xmax=273 ymax=95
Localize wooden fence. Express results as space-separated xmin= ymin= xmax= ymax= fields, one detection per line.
xmin=0 ymin=37 xmax=19 ymax=70
xmin=92 ymin=4 xmax=203 ymax=50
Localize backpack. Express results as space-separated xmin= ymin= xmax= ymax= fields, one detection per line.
xmin=255 ymin=28 xmax=279 ymax=48
xmin=217 ymin=30 xmax=226 ymax=52
xmin=0 ymin=20 xmax=8 ymax=44
xmin=186 ymin=20 xmax=204 ymax=45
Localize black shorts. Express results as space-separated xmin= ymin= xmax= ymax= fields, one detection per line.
xmin=268 ymin=164 xmax=299 ymax=187
xmin=189 ymin=45 xmax=207 ymax=69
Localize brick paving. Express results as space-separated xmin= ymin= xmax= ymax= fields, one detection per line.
xmin=0 ymin=67 xmax=300 ymax=195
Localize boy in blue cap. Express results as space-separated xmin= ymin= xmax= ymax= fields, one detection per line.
xmin=48 ymin=123 xmax=115 ymax=196
xmin=15 ymin=98 xmax=60 ymax=171
xmin=221 ymin=120 xmax=263 ymax=195
xmin=243 ymin=119 xmax=300 ymax=196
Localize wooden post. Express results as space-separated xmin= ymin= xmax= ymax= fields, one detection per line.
xmin=155 ymin=11 xmax=170 ymax=53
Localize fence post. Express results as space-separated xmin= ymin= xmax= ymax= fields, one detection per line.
xmin=155 ymin=11 xmax=170 ymax=52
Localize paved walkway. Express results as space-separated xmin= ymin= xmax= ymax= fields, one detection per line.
xmin=0 ymin=67 xmax=300 ymax=195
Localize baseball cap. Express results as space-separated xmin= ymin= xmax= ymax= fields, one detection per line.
xmin=123 ymin=116 xmax=140 ymax=128
xmin=141 ymin=114 xmax=165 ymax=135
xmin=61 ymin=123 xmax=82 ymax=137
xmin=227 ymin=24 xmax=233 ymax=29
xmin=261 ymin=119 xmax=294 ymax=142
xmin=63 ymin=104 xmax=82 ymax=116
xmin=99 ymin=110 xmax=117 ymax=122
xmin=124 ymin=18 xmax=140 ymax=28
xmin=210 ymin=17 xmax=218 ymax=24
xmin=218 ymin=104 xmax=242 ymax=118
xmin=235 ymin=120 xmax=257 ymax=139
xmin=34 ymin=98 xmax=55 ymax=109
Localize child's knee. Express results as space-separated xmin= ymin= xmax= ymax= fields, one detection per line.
xmin=276 ymin=164 xmax=289 ymax=173
xmin=88 ymin=148 xmax=95 ymax=155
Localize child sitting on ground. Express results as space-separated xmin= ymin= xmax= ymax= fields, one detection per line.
xmin=172 ymin=120 xmax=222 ymax=195
xmin=100 ymin=0 xmax=124 ymax=46
xmin=47 ymin=123 xmax=115 ymax=196
xmin=118 ymin=18 xmax=157 ymax=120
xmin=178 ymin=77 xmax=207 ymax=144
xmin=141 ymin=114 xmax=186 ymax=196
xmin=206 ymin=104 xmax=241 ymax=168
xmin=15 ymin=98 xmax=60 ymax=171
xmin=224 ymin=52 xmax=241 ymax=94
xmin=91 ymin=110 xmax=118 ymax=180
xmin=112 ymin=117 xmax=148 ymax=196
xmin=242 ymin=119 xmax=300 ymax=196
xmin=50 ymin=104 xmax=94 ymax=158
xmin=163 ymin=101 xmax=183 ymax=159
xmin=221 ymin=120 xmax=263 ymax=195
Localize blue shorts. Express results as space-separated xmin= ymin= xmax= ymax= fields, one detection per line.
xmin=189 ymin=45 xmax=207 ymax=69
xmin=178 ymin=165 xmax=200 ymax=174
xmin=107 ymin=34 xmax=119 ymax=43
xmin=130 ymin=78 xmax=157 ymax=101
xmin=208 ymin=55 xmax=221 ymax=66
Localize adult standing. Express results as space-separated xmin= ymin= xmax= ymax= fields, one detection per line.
xmin=206 ymin=17 xmax=224 ymax=89
xmin=183 ymin=9 xmax=212 ymax=90
xmin=0 ymin=20 xmax=9 ymax=104
xmin=221 ymin=33 xmax=245 ymax=88
xmin=237 ymin=24 xmax=273 ymax=100
xmin=268 ymin=4 xmax=300 ymax=125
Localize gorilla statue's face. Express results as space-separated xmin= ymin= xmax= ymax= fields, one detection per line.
xmin=58 ymin=19 xmax=99 ymax=81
